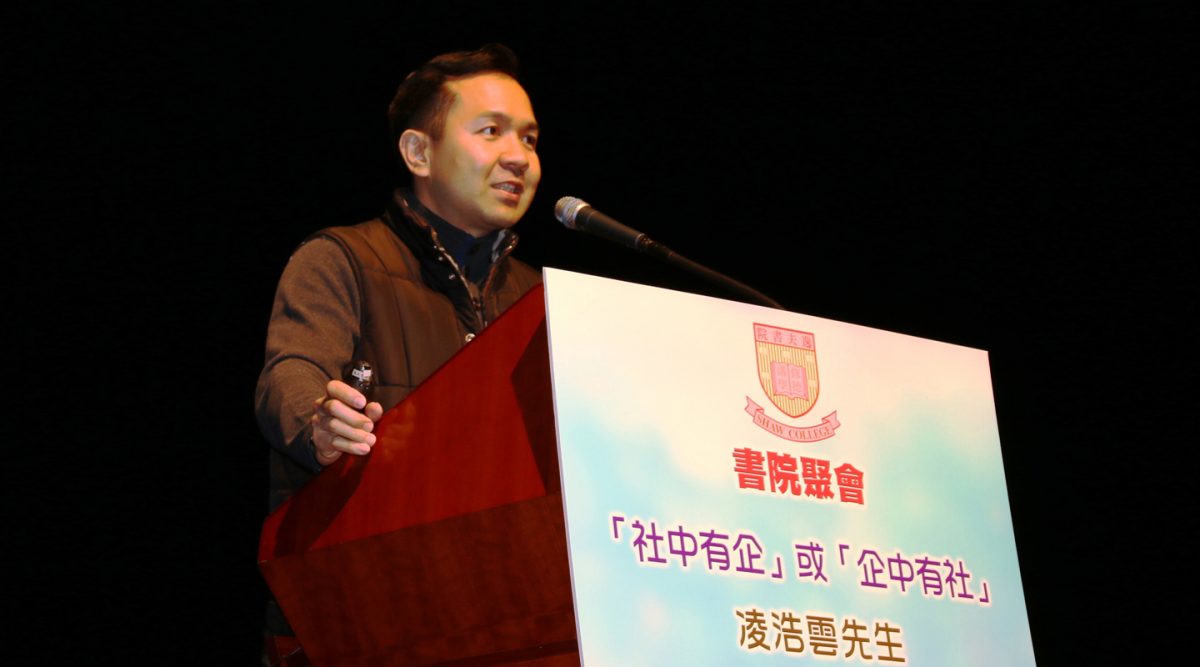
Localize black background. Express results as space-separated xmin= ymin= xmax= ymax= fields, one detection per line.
xmin=9 ymin=1 xmax=1193 ymax=663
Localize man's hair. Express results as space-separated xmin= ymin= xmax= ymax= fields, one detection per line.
xmin=387 ymin=43 xmax=521 ymax=147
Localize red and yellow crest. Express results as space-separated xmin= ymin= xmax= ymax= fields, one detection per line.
xmin=754 ymin=323 xmax=819 ymax=418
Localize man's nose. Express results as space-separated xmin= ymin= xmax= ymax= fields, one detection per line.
xmin=498 ymin=135 xmax=530 ymax=175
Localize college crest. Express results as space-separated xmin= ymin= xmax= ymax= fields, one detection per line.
xmin=754 ymin=323 xmax=819 ymax=418
xmin=746 ymin=323 xmax=840 ymax=443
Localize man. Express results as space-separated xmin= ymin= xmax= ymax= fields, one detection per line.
xmin=254 ymin=43 xmax=542 ymax=648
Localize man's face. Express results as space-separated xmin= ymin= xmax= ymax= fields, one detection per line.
xmin=419 ymin=73 xmax=541 ymax=237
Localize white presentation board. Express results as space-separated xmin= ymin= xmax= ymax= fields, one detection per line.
xmin=543 ymin=268 xmax=1034 ymax=666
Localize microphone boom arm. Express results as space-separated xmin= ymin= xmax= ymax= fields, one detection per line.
xmin=643 ymin=240 xmax=784 ymax=310
xmin=555 ymin=196 xmax=784 ymax=310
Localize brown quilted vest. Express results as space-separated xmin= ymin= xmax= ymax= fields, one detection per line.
xmin=314 ymin=208 xmax=541 ymax=412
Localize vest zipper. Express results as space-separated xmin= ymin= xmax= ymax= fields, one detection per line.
xmin=478 ymin=232 xmax=520 ymax=327
xmin=426 ymin=229 xmax=486 ymax=333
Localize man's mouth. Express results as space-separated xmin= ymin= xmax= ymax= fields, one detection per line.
xmin=493 ymin=182 xmax=524 ymax=196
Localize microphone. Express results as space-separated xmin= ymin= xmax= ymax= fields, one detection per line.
xmin=554 ymin=197 xmax=662 ymax=254
xmin=553 ymin=195 xmax=784 ymax=309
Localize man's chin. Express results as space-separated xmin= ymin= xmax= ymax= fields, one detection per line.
xmin=485 ymin=207 xmax=528 ymax=230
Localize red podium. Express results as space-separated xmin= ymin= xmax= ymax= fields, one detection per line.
xmin=258 ymin=286 xmax=578 ymax=665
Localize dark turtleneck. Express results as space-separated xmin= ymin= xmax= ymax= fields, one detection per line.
xmin=405 ymin=192 xmax=502 ymax=286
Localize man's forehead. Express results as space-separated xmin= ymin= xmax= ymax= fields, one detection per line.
xmin=444 ymin=73 xmax=536 ymax=120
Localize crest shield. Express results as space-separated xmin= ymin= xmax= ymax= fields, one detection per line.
xmin=754 ymin=323 xmax=819 ymax=418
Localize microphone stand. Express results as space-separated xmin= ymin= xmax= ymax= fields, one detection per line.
xmin=554 ymin=197 xmax=783 ymax=310
xmin=633 ymin=237 xmax=785 ymax=310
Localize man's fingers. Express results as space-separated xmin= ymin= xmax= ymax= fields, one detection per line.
xmin=313 ymin=408 xmax=376 ymax=449
xmin=313 ymin=422 xmax=374 ymax=458
xmin=314 ymin=393 xmax=373 ymax=428
xmin=329 ymin=434 xmax=372 ymax=456
xmin=325 ymin=379 xmax=367 ymax=410
xmin=322 ymin=413 xmax=376 ymax=445
xmin=325 ymin=399 xmax=374 ymax=431
xmin=313 ymin=381 xmax=379 ymax=460
xmin=364 ymin=401 xmax=384 ymax=422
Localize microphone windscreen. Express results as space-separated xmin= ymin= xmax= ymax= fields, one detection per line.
xmin=554 ymin=196 xmax=590 ymax=229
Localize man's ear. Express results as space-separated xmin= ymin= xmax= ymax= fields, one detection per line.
xmin=398 ymin=129 xmax=432 ymax=177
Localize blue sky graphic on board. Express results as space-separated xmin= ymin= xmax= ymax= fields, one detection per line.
xmin=543 ymin=268 xmax=1034 ymax=666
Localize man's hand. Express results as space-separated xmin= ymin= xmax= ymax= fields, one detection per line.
xmin=311 ymin=380 xmax=385 ymax=464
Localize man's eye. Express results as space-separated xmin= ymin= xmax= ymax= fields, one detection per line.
xmin=480 ymin=126 xmax=499 ymax=136
xmin=523 ymin=135 xmax=538 ymax=149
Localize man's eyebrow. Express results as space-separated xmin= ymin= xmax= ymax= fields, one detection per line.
xmin=477 ymin=111 xmax=539 ymax=132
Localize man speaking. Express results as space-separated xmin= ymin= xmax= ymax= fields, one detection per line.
xmin=254 ymin=43 xmax=543 ymax=647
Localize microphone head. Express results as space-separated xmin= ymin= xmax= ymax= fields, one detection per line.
xmin=554 ymin=196 xmax=590 ymax=230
